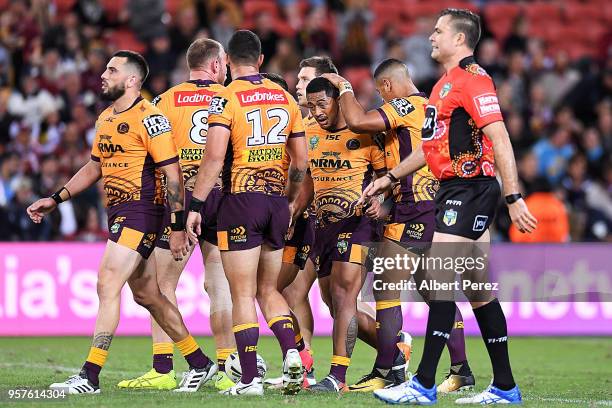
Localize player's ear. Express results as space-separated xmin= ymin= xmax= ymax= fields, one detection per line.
xmin=455 ymin=31 xmax=465 ymax=48
xmin=257 ymin=54 xmax=264 ymax=69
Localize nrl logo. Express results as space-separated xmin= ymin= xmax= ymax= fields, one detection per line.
xmin=439 ymin=82 xmax=452 ymax=99
xmin=309 ymin=135 xmax=319 ymax=150
xmin=337 ymin=239 xmax=348 ymax=254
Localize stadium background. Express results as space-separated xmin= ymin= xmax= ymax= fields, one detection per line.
xmin=0 ymin=0 xmax=610 ymax=336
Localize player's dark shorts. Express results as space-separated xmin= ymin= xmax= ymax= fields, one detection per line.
xmin=384 ymin=200 xmax=435 ymax=252
xmin=435 ymin=177 xmax=500 ymax=240
xmin=156 ymin=187 xmax=223 ymax=249
xmin=282 ymin=212 xmax=316 ymax=269
xmin=107 ymin=202 xmax=164 ymax=259
xmin=312 ymin=216 xmax=377 ymax=279
xmin=217 ymin=192 xmax=290 ymax=251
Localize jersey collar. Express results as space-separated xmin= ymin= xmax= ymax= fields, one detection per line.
xmin=113 ymin=95 xmax=143 ymax=115
xmin=236 ymin=74 xmax=264 ymax=84
xmin=187 ymin=79 xmax=216 ymax=86
xmin=459 ymin=55 xmax=477 ymax=69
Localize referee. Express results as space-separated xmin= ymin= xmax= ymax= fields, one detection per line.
xmin=363 ymin=8 xmax=536 ymax=405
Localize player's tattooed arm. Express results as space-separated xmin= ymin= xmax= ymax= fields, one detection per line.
xmin=166 ymin=179 xmax=184 ymax=212
xmin=289 ymin=166 xmax=306 ymax=182
xmin=159 ymin=162 xmax=185 ymax=212
xmin=345 ymin=315 xmax=358 ymax=356
xmin=92 ymin=332 xmax=113 ymax=350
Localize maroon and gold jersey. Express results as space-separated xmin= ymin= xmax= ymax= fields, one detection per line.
xmin=207 ymin=74 xmax=305 ymax=196
xmin=377 ymin=93 xmax=438 ymax=203
xmin=152 ymin=79 xmax=225 ymax=190
xmin=306 ymin=121 xmax=386 ymax=227
xmin=91 ymin=96 xmax=178 ymax=207
xmin=422 ymin=56 xmax=502 ymax=180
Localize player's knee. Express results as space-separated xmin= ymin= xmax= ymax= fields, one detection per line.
xmin=132 ymin=286 xmax=161 ymax=309
xmin=96 ymin=276 xmax=121 ymax=302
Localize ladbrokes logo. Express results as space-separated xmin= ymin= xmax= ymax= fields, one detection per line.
xmin=243 ymin=147 xmax=284 ymax=163
xmin=237 ymin=88 xmax=287 ymax=106
xmin=229 ymin=225 xmax=247 ymax=243
xmin=174 ymin=90 xmax=215 ymax=107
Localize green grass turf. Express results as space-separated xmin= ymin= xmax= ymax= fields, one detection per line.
xmin=0 ymin=336 xmax=610 ymax=407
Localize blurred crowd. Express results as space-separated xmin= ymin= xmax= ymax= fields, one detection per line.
xmin=0 ymin=0 xmax=610 ymax=242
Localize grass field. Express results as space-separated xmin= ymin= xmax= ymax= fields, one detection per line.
xmin=1 ymin=336 xmax=611 ymax=407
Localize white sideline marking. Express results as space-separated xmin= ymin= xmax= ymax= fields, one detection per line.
xmin=527 ymin=397 xmax=612 ymax=406
xmin=0 ymin=362 xmax=143 ymax=376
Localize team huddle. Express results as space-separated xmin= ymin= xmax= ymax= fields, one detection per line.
xmin=27 ymin=8 xmax=536 ymax=405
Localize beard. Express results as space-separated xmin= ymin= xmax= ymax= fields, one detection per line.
xmin=101 ymin=83 xmax=126 ymax=101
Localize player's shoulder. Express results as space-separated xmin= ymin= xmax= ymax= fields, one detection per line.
xmin=457 ymin=56 xmax=494 ymax=84
xmin=384 ymin=95 xmax=424 ymax=118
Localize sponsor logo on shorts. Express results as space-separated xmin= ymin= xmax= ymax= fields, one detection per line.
xmin=174 ymin=89 xmax=215 ymax=106
xmin=472 ymin=215 xmax=488 ymax=232
xmin=337 ymin=239 xmax=348 ymax=254
xmin=160 ymin=226 xmax=171 ymax=243
xmin=229 ymin=225 xmax=247 ymax=243
xmin=443 ymin=209 xmax=457 ymax=226
xmin=439 ymin=82 xmax=452 ymax=98
xmin=433 ymin=330 xmax=450 ymax=339
xmin=346 ymin=138 xmax=360 ymax=150
xmin=236 ymin=88 xmax=288 ymax=106
xmin=117 ymin=122 xmax=129 ymax=134
xmin=243 ymin=146 xmax=284 ymax=162
xmin=473 ymin=93 xmax=501 ymax=117
xmin=180 ymin=148 xmax=204 ymax=161
xmin=297 ymin=245 xmax=311 ymax=261
xmin=143 ymin=114 xmax=172 ymax=138
xmin=142 ymin=233 xmax=157 ymax=248
xmin=208 ymin=96 xmax=228 ymax=115
xmin=445 ymin=199 xmax=462 ymax=206
xmin=389 ymin=98 xmax=415 ymax=117
xmin=405 ymin=223 xmax=425 ymax=240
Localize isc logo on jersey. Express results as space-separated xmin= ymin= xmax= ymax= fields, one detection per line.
xmin=237 ymin=88 xmax=288 ymax=106
xmin=174 ymin=90 xmax=215 ymax=106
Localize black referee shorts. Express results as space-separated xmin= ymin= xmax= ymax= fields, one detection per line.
xmin=435 ymin=177 xmax=500 ymax=240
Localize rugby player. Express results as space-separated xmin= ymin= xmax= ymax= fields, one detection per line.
xmin=185 ymin=30 xmax=309 ymax=396
xmin=322 ymin=59 xmax=475 ymax=393
xmin=364 ymin=9 xmax=536 ymax=405
xmin=27 ymin=50 xmax=215 ymax=394
xmin=300 ymin=77 xmax=389 ymax=393
xmin=117 ymin=39 xmax=237 ymax=392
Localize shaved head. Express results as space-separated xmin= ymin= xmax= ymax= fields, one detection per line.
xmin=373 ymin=58 xmax=411 ymax=82
xmin=372 ymin=58 xmax=418 ymax=102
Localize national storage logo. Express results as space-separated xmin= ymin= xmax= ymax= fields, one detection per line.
xmin=243 ymin=146 xmax=284 ymax=163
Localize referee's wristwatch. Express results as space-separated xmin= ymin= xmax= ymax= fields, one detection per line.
xmin=504 ymin=193 xmax=522 ymax=204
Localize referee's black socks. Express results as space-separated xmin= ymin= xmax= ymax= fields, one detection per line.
xmin=474 ymin=298 xmax=516 ymax=391
xmin=415 ymin=301 xmax=456 ymax=389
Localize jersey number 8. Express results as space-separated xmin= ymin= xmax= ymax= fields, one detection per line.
xmin=246 ymin=108 xmax=289 ymax=147
xmin=190 ymin=109 xmax=209 ymax=144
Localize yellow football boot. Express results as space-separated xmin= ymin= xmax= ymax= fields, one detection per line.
xmin=117 ymin=369 xmax=177 ymax=390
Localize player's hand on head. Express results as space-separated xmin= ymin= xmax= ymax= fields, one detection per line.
xmin=508 ymin=198 xmax=537 ymax=233
xmin=185 ymin=211 xmax=202 ymax=245
xmin=320 ymin=73 xmax=347 ymax=88
xmin=26 ymin=198 xmax=57 ymax=223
